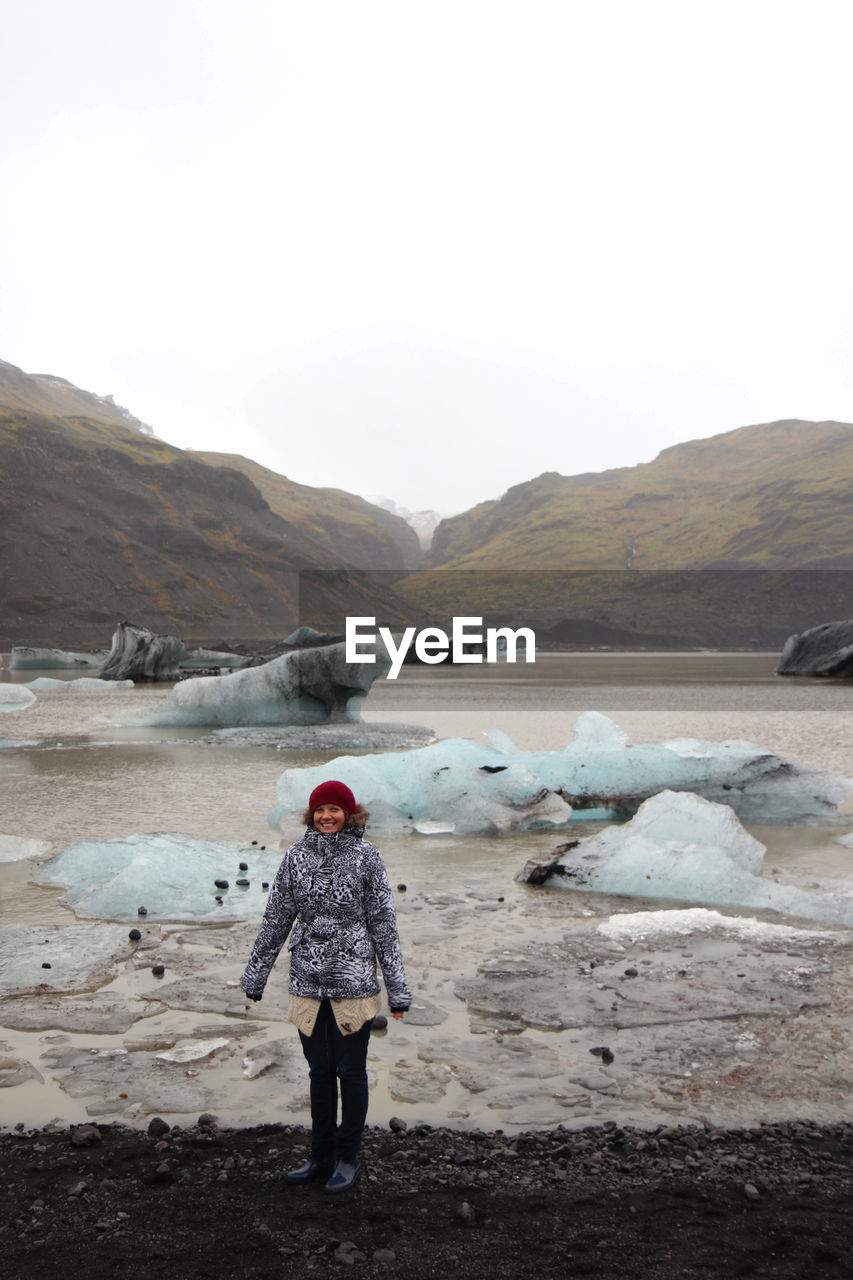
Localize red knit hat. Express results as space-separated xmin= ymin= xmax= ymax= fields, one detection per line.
xmin=309 ymin=780 xmax=356 ymax=815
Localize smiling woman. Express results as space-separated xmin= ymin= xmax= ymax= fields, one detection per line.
xmin=240 ymin=776 xmax=410 ymax=1194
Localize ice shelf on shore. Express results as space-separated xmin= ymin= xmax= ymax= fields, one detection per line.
xmin=269 ymin=712 xmax=853 ymax=835
xmin=517 ymin=790 xmax=853 ymax=927
xmin=38 ymin=833 xmax=284 ymax=921
xmin=0 ymin=684 xmax=36 ymax=712
xmin=118 ymin=640 xmax=391 ymax=728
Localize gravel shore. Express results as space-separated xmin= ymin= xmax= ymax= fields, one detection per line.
xmin=2 ymin=1118 xmax=852 ymax=1278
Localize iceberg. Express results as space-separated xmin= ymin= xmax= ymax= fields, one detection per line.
xmin=9 ymin=646 xmax=107 ymax=670
xmin=269 ymin=713 xmax=853 ymax=835
xmin=0 ymin=684 xmax=36 ymax=712
xmin=120 ymin=639 xmax=392 ymax=728
xmin=99 ymin=621 xmax=186 ymax=681
xmin=38 ymin=833 xmax=285 ymax=922
xmin=516 ymin=790 xmax=853 ymax=927
xmin=272 ymin=736 xmax=573 ymax=835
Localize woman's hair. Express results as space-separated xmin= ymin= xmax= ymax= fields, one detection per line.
xmin=301 ymin=802 xmax=370 ymax=830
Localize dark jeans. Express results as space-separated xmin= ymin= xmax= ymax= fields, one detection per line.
xmin=299 ymin=998 xmax=371 ymax=1164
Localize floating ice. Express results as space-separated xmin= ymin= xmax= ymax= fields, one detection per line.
xmin=25 ymin=676 xmax=134 ymax=690
xmin=119 ymin=640 xmax=391 ymax=728
xmin=0 ymin=835 xmax=51 ymax=864
xmin=271 ymin=736 xmax=573 ymax=835
xmin=270 ymin=714 xmax=853 ymax=835
xmin=38 ymin=833 xmax=284 ymax=922
xmin=156 ymin=1038 xmax=230 ymax=1063
xmin=518 ymin=790 xmax=853 ymax=927
xmin=0 ymin=924 xmax=134 ymax=996
xmin=0 ymin=684 xmax=36 ymax=712
xmin=596 ymin=906 xmax=838 ymax=944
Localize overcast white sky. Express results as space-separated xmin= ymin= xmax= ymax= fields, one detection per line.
xmin=1 ymin=1 xmax=852 ymax=514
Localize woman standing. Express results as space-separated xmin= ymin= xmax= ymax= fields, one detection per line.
xmin=241 ymin=780 xmax=411 ymax=1194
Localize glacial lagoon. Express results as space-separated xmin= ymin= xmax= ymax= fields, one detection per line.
xmin=1 ymin=652 xmax=853 ymax=1134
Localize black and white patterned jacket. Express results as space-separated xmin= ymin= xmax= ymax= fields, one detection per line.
xmin=240 ymin=826 xmax=411 ymax=1011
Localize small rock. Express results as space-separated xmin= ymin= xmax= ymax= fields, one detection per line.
xmin=456 ymin=1201 xmax=477 ymax=1225
xmin=373 ymin=1248 xmax=396 ymax=1265
xmin=197 ymin=1113 xmax=217 ymax=1128
xmin=334 ymin=1242 xmax=366 ymax=1266
xmin=151 ymin=964 xmax=165 ymax=977
xmin=41 ymin=962 xmax=52 ymax=969
xmin=370 ymin=1015 xmax=388 ymax=1031
xmin=70 ymin=1125 xmax=102 ymax=1148
xmin=148 ymin=1116 xmax=171 ymax=1138
xmin=129 ymin=928 xmax=142 ymax=942
xmin=262 ymin=882 xmax=269 ymax=890
xmin=236 ymin=878 xmax=250 ymax=887
xmin=137 ymin=906 xmax=148 ymax=916
xmin=389 ymin=1116 xmax=408 ymax=1133
xmin=397 ymin=883 xmax=407 ymax=892
xmin=214 ymin=879 xmax=229 ymax=890
xmin=239 ymin=861 xmax=249 ymax=871
xmin=624 ymin=968 xmax=639 ymax=978
xmin=67 ymin=1180 xmax=88 ymax=1198
xmin=744 ymin=1183 xmax=760 ymax=1201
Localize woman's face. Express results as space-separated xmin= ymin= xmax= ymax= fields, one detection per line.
xmin=313 ymin=803 xmax=346 ymax=833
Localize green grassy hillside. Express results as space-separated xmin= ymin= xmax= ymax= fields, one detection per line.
xmin=429 ymin=420 xmax=853 ymax=570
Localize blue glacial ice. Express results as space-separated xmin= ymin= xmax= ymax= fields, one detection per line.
xmin=119 ymin=640 xmax=391 ymax=728
xmin=269 ymin=712 xmax=853 ymax=836
xmin=272 ymin=736 xmax=573 ymax=835
xmin=518 ymin=789 xmax=853 ymax=927
xmin=39 ymin=833 xmax=285 ymax=922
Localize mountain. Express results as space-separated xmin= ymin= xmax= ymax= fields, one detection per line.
xmin=429 ymin=420 xmax=853 ymax=570
xmin=190 ymin=452 xmax=422 ymax=570
xmin=401 ymin=420 xmax=853 ymax=648
xmin=0 ymin=359 xmax=155 ymax=436
xmin=0 ymin=360 xmax=422 ymax=648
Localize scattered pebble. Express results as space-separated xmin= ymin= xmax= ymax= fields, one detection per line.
xmin=128 ymin=928 xmax=141 ymax=941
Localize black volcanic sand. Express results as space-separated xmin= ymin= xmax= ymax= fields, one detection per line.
xmin=2 ymin=1120 xmax=853 ymax=1278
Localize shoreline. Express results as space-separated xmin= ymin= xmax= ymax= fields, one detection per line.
xmin=3 ymin=1116 xmax=853 ymax=1277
